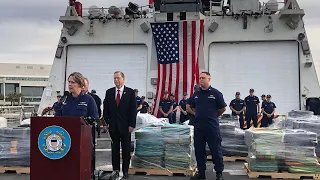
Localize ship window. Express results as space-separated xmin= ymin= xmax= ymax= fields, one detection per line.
xmin=16 ymin=66 xmax=20 ymax=69
xmin=0 ymin=84 xmax=3 ymax=100
xmin=5 ymin=83 xmax=19 ymax=95
xmin=27 ymin=66 xmax=33 ymax=69
xmin=40 ymin=67 xmax=44 ymax=70
xmin=21 ymin=86 xmax=45 ymax=97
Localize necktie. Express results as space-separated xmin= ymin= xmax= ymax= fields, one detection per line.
xmin=116 ymin=90 xmax=121 ymax=106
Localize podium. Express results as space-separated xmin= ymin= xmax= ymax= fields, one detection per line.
xmin=30 ymin=117 xmax=92 ymax=180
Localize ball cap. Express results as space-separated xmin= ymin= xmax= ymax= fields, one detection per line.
xmin=267 ymin=94 xmax=271 ymax=98
xmin=141 ymin=96 xmax=145 ymax=99
xmin=134 ymin=89 xmax=139 ymax=92
xmin=261 ymin=94 xmax=266 ymax=97
xmin=170 ymin=93 xmax=174 ymax=97
xmin=91 ymin=89 xmax=96 ymax=94
xmin=57 ymin=95 xmax=62 ymax=97
xmin=164 ymin=91 xmax=169 ymax=94
xmin=183 ymin=92 xmax=188 ymax=96
xmin=235 ymin=92 xmax=240 ymax=95
xmin=249 ymin=88 xmax=254 ymax=92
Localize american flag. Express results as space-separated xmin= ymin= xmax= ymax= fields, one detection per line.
xmin=151 ymin=20 xmax=204 ymax=117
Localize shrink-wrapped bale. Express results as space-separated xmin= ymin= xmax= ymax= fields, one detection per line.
xmin=131 ymin=124 xmax=195 ymax=170
xmin=245 ymin=128 xmax=319 ymax=173
xmin=0 ymin=127 xmax=30 ymax=166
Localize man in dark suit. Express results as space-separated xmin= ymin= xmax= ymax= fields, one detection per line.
xmin=103 ymin=71 xmax=137 ymax=179
xmin=89 ymin=89 xmax=102 ymax=138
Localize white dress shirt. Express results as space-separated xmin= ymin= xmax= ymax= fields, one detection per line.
xmin=115 ymin=86 xmax=124 ymax=99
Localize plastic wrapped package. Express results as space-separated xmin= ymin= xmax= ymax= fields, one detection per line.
xmin=292 ymin=119 xmax=320 ymax=157
xmin=131 ymin=124 xmax=195 ymax=170
xmin=245 ymin=128 xmax=319 ymax=173
xmin=0 ymin=117 xmax=7 ymax=128
xmin=284 ymin=110 xmax=314 ymax=129
xmin=0 ymin=127 xmax=30 ymax=166
xmin=206 ymin=120 xmax=247 ymax=157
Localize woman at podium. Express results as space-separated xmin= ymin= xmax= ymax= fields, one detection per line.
xmin=54 ymin=72 xmax=99 ymax=119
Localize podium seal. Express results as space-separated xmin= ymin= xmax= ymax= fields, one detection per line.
xmin=38 ymin=125 xmax=71 ymax=160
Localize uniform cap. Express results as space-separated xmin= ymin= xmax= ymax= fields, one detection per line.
xmin=183 ymin=92 xmax=188 ymax=96
xmin=235 ymin=92 xmax=240 ymax=95
xmin=91 ymin=89 xmax=96 ymax=94
xmin=57 ymin=95 xmax=62 ymax=97
xmin=134 ymin=89 xmax=139 ymax=92
xmin=249 ymin=88 xmax=254 ymax=92
xmin=261 ymin=94 xmax=266 ymax=97
xmin=141 ymin=96 xmax=145 ymax=99
xmin=267 ymin=94 xmax=271 ymax=98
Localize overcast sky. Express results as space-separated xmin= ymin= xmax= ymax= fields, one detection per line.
xmin=0 ymin=0 xmax=319 ymax=67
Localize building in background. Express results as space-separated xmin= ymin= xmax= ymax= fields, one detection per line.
xmin=0 ymin=63 xmax=51 ymax=105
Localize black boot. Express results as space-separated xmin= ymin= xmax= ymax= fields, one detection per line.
xmin=190 ymin=171 xmax=206 ymax=180
xmin=216 ymin=172 xmax=224 ymax=180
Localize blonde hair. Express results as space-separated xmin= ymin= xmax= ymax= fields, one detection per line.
xmin=68 ymin=72 xmax=85 ymax=87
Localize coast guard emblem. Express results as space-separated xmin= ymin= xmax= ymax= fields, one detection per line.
xmin=38 ymin=126 xmax=71 ymax=160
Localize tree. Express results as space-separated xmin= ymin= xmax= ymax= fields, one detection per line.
xmin=6 ymin=93 xmax=24 ymax=106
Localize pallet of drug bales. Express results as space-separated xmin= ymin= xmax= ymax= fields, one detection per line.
xmin=128 ymin=167 xmax=197 ymax=177
xmin=244 ymin=163 xmax=320 ymax=179
xmin=0 ymin=166 xmax=30 ymax=174
xmin=207 ymin=155 xmax=247 ymax=162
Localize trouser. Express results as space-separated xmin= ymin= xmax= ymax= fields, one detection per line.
xmin=261 ymin=115 xmax=274 ymax=127
xmin=96 ymin=119 xmax=101 ymax=136
xmin=188 ymin=114 xmax=195 ymax=126
xmin=233 ymin=113 xmax=244 ymax=129
xmin=194 ymin=126 xmax=224 ymax=175
xmin=245 ymin=113 xmax=258 ymax=129
xmin=161 ymin=113 xmax=173 ymax=124
xmin=172 ymin=112 xmax=176 ymax=123
xmin=180 ymin=113 xmax=188 ymax=123
xmin=109 ymin=131 xmax=131 ymax=173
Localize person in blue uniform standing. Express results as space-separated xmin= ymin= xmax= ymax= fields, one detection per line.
xmin=261 ymin=95 xmax=276 ymax=127
xmin=186 ymin=85 xmax=200 ymax=126
xmin=159 ymin=91 xmax=173 ymax=123
xmin=55 ymin=72 xmax=99 ymax=119
xmin=135 ymin=89 xmax=143 ymax=112
xmin=179 ymin=92 xmax=189 ymax=123
xmin=244 ymin=89 xmax=260 ymax=129
xmin=229 ymin=92 xmax=246 ymax=129
xmin=187 ymin=72 xmax=227 ymax=180
xmin=140 ymin=96 xmax=150 ymax=113
xmin=52 ymin=95 xmax=61 ymax=114
xmin=170 ymin=93 xmax=179 ymax=123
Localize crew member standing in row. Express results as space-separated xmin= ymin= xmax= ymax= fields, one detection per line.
xmin=170 ymin=93 xmax=179 ymax=123
xmin=135 ymin=89 xmax=142 ymax=112
xmin=186 ymin=85 xmax=200 ymax=126
xmin=188 ymin=72 xmax=226 ymax=180
xmin=159 ymin=91 xmax=173 ymax=123
xmin=179 ymin=92 xmax=189 ymax=124
xmin=229 ymin=92 xmax=246 ymax=130
xmin=140 ymin=96 xmax=150 ymax=114
xmin=261 ymin=95 xmax=276 ymax=127
xmin=244 ymin=89 xmax=260 ymax=129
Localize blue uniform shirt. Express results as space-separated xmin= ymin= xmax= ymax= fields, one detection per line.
xmin=229 ymin=99 xmax=246 ymax=115
xmin=136 ymin=96 xmax=142 ymax=108
xmin=262 ymin=101 xmax=276 ymax=114
xmin=140 ymin=101 xmax=149 ymax=113
xmin=244 ymin=95 xmax=260 ymax=114
xmin=179 ymin=99 xmax=188 ymax=111
xmin=159 ymin=98 xmax=173 ymax=113
xmin=55 ymin=93 xmax=99 ymax=119
xmin=189 ymin=86 xmax=227 ymax=128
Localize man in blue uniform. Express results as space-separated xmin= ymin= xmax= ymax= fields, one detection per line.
xmin=170 ymin=93 xmax=179 ymax=123
xmin=179 ymin=92 xmax=189 ymax=123
xmin=135 ymin=89 xmax=142 ymax=112
xmin=261 ymin=95 xmax=276 ymax=127
xmin=159 ymin=91 xmax=173 ymax=123
xmin=140 ymin=96 xmax=150 ymax=113
xmin=89 ymin=90 xmax=102 ymax=138
xmin=186 ymin=85 xmax=200 ymax=126
xmin=244 ymin=89 xmax=260 ymax=129
xmin=52 ymin=95 xmax=61 ymax=114
xmin=229 ymin=92 xmax=246 ymax=129
xmin=187 ymin=72 xmax=227 ymax=180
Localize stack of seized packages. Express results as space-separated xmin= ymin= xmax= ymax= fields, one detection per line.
xmin=206 ymin=116 xmax=247 ymax=157
xmin=245 ymin=128 xmax=320 ymax=173
xmin=0 ymin=127 xmax=30 ymax=166
xmin=131 ymin=124 xmax=195 ymax=170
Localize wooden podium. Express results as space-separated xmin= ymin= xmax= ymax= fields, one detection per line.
xmin=30 ymin=117 xmax=92 ymax=180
